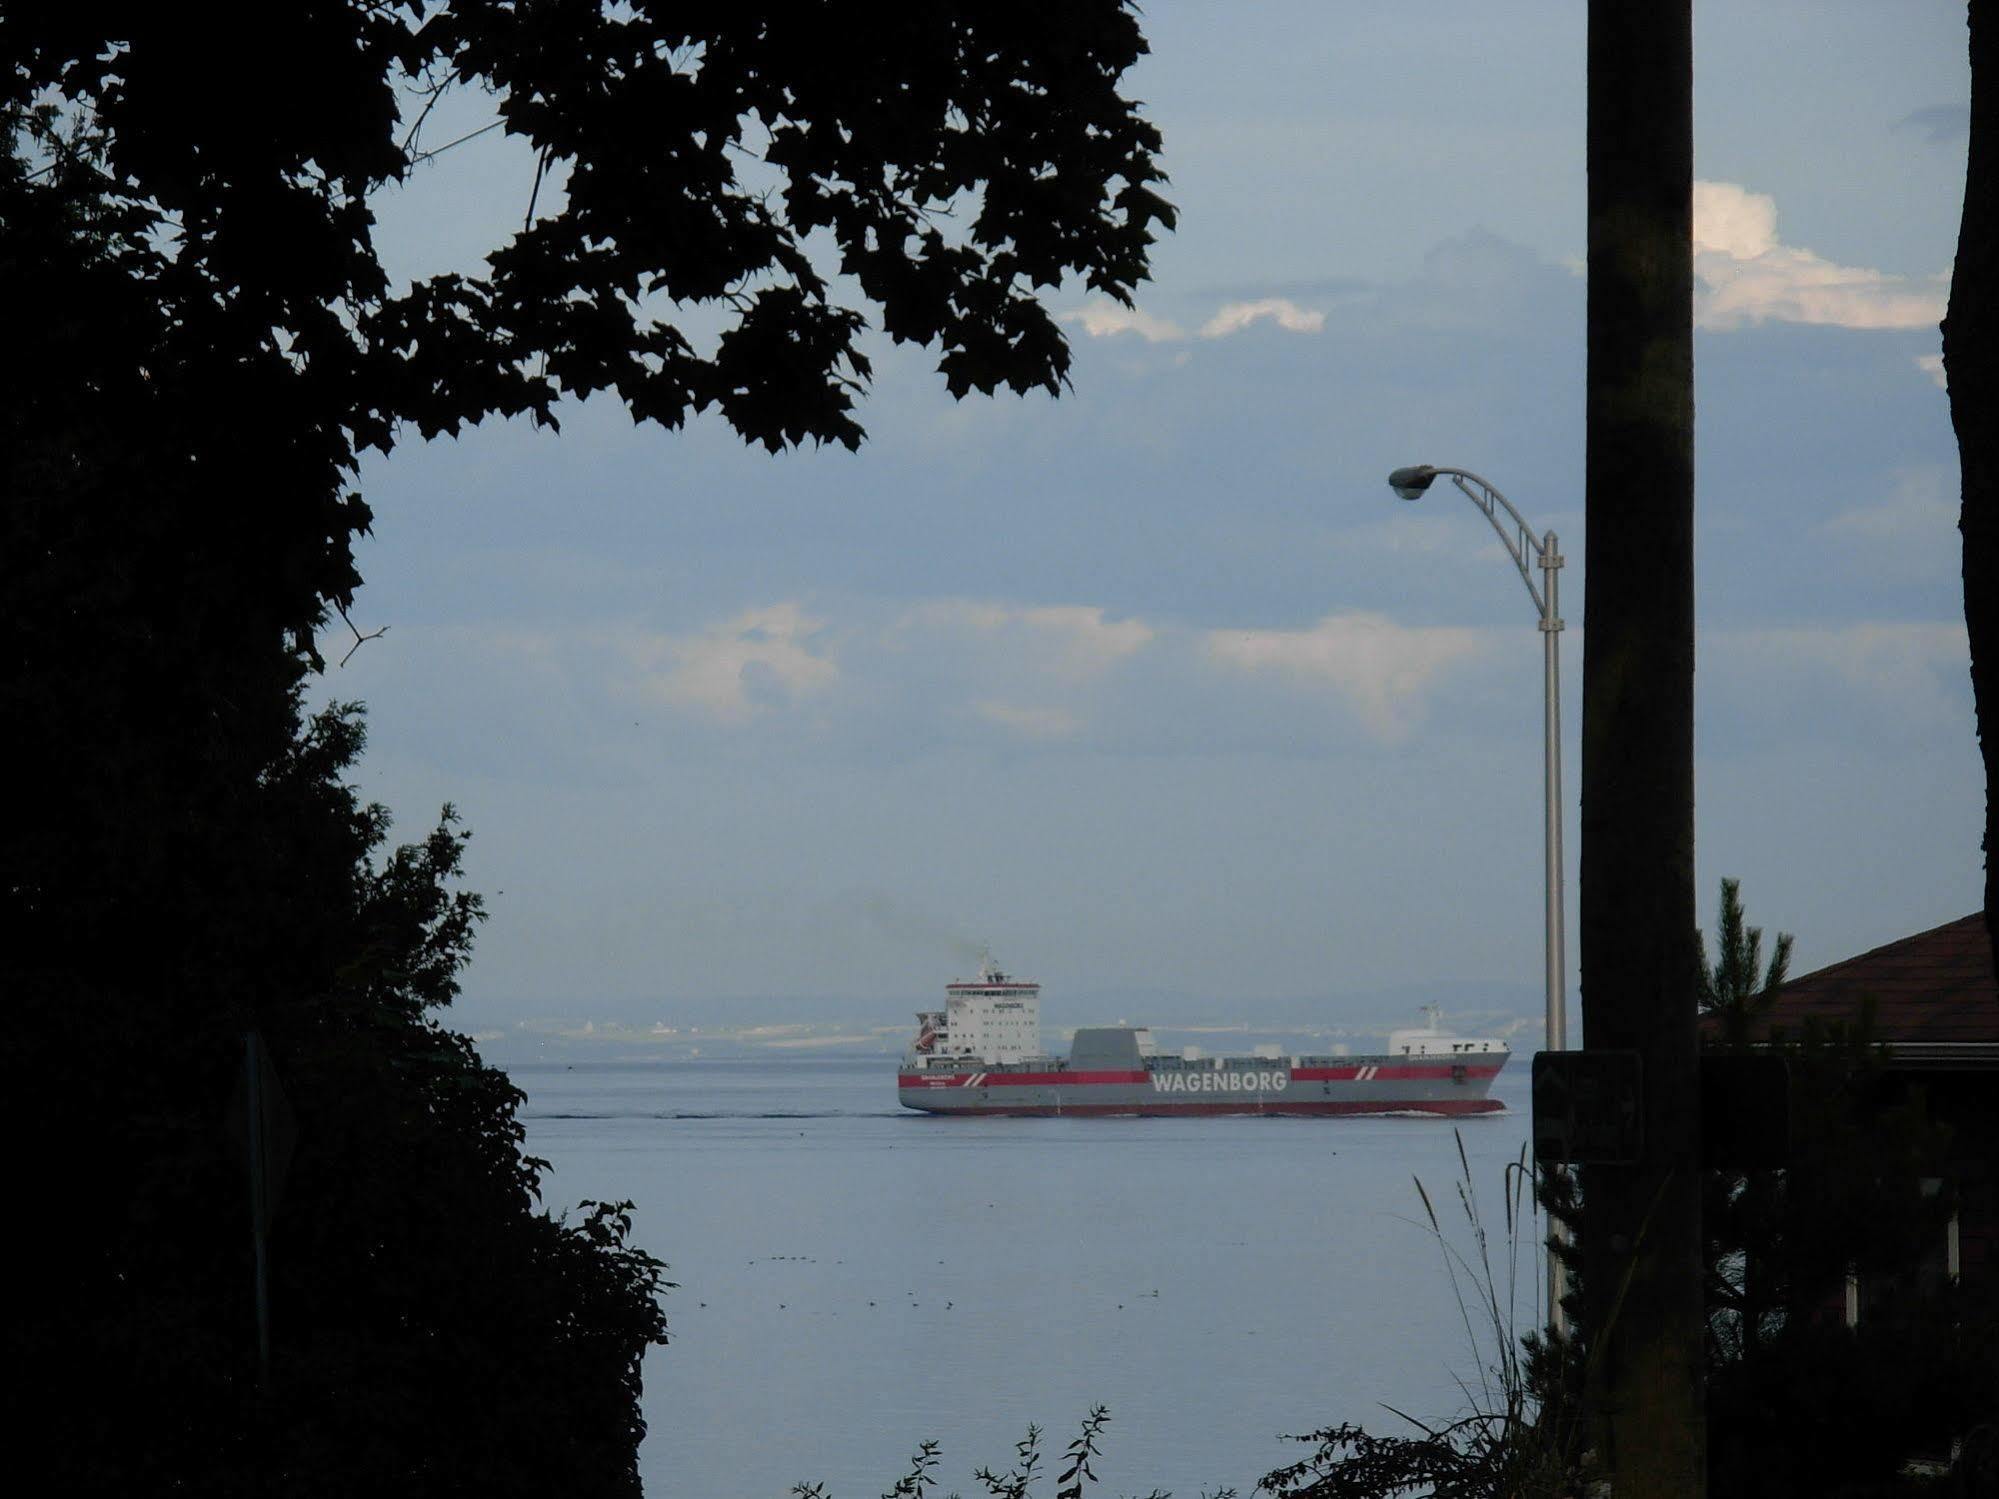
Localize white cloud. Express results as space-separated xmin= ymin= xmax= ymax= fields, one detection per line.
xmin=972 ymin=701 xmax=1084 ymax=740
xmin=880 ymin=599 xmax=1156 ymax=740
xmin=1917 ymin=353 xmax=1948 ymax=388
xmin=1062 ymin=295 xmax=1326 ymax=345
xmin=1719 ymin=621 xmax=1969 ymax=727
xmin=897 ymin=600 xmax=1154 ymax=681
xmin=1693 ymin=181 xmax=1947 ymax=332
xmin=1061 ymin=301 xmax=1187 ymax=343
xmin=899 ymin=599 xmax=1013 ymax=635
xmin=1019 ymin=605 xmax=1156 ymax=678
xmin=1198 ymin=298 xmax=1326 ymax=338
xmin=631 ymin=602 xmax=838 ymax=724
xmin=1821 ymin=468 xmax=1958 ymax=542
xmin=1695 ymin=180 xmax=1784 ymax=262
xmin=1203 ymin=611 xmax=1487 ymax=741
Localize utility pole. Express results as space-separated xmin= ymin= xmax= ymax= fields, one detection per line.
xmin=1581 ymin=3 xmax=1705 ymax=1494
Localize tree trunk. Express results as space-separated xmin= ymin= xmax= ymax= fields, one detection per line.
xmin=1581 ymin=4 xmax=1706 ymax=1494
xmin=1948 ymin=1 xmax=1999 ymax=972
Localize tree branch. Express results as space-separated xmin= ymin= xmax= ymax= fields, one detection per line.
xmin=336 ymin=605 xmax=388 ymax=667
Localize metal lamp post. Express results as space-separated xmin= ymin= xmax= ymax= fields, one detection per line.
xmin=1386 ymin=463 xmax=1569 ymax=1332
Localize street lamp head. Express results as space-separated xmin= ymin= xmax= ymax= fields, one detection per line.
xmin=1387 ymin=465 xmax=1438 ymax=501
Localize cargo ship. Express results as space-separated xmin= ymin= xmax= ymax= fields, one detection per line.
xmin=897 ymin=955 xmax=1509 ymax=1116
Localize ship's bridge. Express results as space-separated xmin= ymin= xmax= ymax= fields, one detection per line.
xmin=1387 ymin=1005 xmax=1508 ymax=1057
xmin=919 ymin=953 xmax=1043 ymax=1064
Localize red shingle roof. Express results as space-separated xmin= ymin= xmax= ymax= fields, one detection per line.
xmin=1756 ymin=912 xmax=1997 ymax=1044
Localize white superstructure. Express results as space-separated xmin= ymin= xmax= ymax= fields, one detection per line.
xmin=1386 ymin=1004 xmax=1507 ymax=1058
xmin=910 ymin=952 xmax=1042 ymax=1066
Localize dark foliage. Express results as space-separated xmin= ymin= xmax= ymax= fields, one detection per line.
xmin=793 ymin=1409 xmax=1177 ymax=1499
xmin=4 ymin=3 xmax=1167 ymax=1490
xmin=1690 ymin=883 xmax=1996 ymax=1495
xmin=1258 ymin=1418 xmax=1557 ymax=1499
xmin=1944 ymin=0 xmax=1999 ymax=977
xmin=5 ymin=96 xmax=667 ymax=1489
xmin=1696 ymin=884 xmax=1993 ymax=1496
xmin=3 ymin=0 xmax=1170 ymax=652
xmin=1701 ymin=1020 xmax=1985 ymax=1495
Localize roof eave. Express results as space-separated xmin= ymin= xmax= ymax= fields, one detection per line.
xmin=1729 ymin=1038 xmax=1999 ymax=1069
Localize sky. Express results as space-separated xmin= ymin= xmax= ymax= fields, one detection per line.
xmin=327 ymin=2 xmax=1978 ymax=1051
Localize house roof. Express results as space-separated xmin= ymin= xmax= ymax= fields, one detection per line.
xmin=1750 ymin=911 xmax=1998 ymax=1048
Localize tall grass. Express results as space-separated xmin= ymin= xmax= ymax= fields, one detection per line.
xmin=1256 ymin=1133 xmax=1589 ymax=1498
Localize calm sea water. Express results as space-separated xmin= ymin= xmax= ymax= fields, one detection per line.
xmin=514 ymin=1056 xmax=1538 ymax=1498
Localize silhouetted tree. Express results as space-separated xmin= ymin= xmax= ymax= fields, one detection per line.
xmin=1947 ymin=1 xmax=1999 ymax=975
xmin=3 ymin=5 xmax=1168 ymax=1490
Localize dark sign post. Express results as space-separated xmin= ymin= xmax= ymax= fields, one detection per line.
xmin=1533 ymin=1049 xmax=1644 ymax=1165
xmin=1535 ymin=1049 xmax=1792 ymax=1172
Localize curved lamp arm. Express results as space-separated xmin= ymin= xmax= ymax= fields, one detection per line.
xmin=1386 ymin=465 xmax=1560 ymax=622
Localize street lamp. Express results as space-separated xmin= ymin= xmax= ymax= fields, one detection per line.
xmin=1386 ymin=463 xmax=1569 ymax=1330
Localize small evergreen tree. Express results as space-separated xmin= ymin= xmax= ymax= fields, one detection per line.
xmin=1695 ymin=876 xmax=1794 ymax=1040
